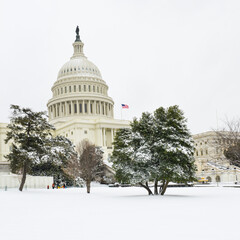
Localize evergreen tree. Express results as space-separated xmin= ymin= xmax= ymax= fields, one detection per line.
xmin=31 ymin=136 xmax=77 ymax=186
xmin=112 ymin=105 xmax=196 ymax=195
xmin=5 ymin=105 xmax=77 ymax=191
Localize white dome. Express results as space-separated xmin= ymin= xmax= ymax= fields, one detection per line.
xmin=57 ymin=56 xmax=102 ymax=79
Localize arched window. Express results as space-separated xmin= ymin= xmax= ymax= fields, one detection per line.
xmin=206 ymin=176 xmax=212 ymax=182
xmin=216 ymin=176 xmax=221 ymax=182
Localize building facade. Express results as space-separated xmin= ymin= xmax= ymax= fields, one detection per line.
xmin=193 ymin=131 xmax=240 ymax=183
xmin=0 ymin=30 xmax=239 ymax=185
xmin=0 ymin=30 xmax=129 ymax=187
xmin=47 ymin=30 xmax=129 ymax=160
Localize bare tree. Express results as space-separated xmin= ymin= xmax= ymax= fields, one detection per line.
xmin=214 ymin=118 xmax=240 ymax=167
xmin=77 ymin=140 xmax=104 ymax=193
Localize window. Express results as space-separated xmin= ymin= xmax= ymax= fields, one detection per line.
xmin=97 ymin=86 xmax=99 ymax=92
xmin=69 ymin=104 xmax=71 ymax=114
xmin=61 ymin=88 xmax=63 ymax=94
xmin=206 ymin=149 xmax=208 ymax=155
xmin=90 ymin=104 xmax=93 ymax=113
xmin=84 ymin=85 xmax=86 ymax=92
xmin=74 ymin=104 xmax=77 ymax=113
xmin=85 ymin=103 xmax=87 ymax=113
xmin=71 ymin=131 xmax=73 ymax=135
xmin=66 ymin=133 xmax=68 ymax=137
xmin=79 ymin=85 xmax=81 ymax=92
xmin=65 ymin=87 xmax=67 ymax=93
xmin=89 ymin=85 xmax=91 ymax=92
xmin=58 ymin=89 xmax=59 ymax=95
xmin=74 ymin=86 xmax=76 ymax=92
xmin=79 ymin=104 xmax=82 ymax=113
xmin=69 ymin=86 xmax=71 ymax=92
xmin=196 ymin=151 xmax=198 ymax=156
xmin=84 ymin=130 xmax=87 ymax=134
xmin=201 ymin=150 xmax=203 ymax=156
xmin=93 ymin=86 xmax=95 ymax=92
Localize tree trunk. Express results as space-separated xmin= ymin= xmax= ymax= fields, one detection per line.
xmin=86 ymin=180 xmax=91 ymax=193
xmin=159 ymin=180 xmax=165 ymax=194
xmin=160 ymin=180 xmax=169 ymax=195
xmin=139 ymin=182 xmax=153 ymax=195
xmin=19 ymin=164 xmax=27 ymax=191
xmin=154 ymin=179 xmax=159 ymax=195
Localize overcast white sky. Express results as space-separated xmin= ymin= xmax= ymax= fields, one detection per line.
xmin=0 ymin=0 xmax=240 ymax=134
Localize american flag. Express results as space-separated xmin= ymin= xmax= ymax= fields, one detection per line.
xmin=121 ymin=104 xmax=129 ymax=109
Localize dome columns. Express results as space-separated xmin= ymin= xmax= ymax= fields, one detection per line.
xmin=48 ymin=100 xmax=114 ymax=121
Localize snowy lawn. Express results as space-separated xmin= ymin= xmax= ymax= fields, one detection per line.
xmin=0 ymin=186 xmax=239 ymax=240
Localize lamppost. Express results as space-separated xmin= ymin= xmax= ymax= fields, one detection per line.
xmin=234 ymin=167 xmax=237 ymax=184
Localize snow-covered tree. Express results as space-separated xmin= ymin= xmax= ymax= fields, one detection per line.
xmin=112 ymin=106 xmax=196 ymax=195
xmin=5 ymin=105 xmax=77 ymax=191
xmin=32 ymin=136 xmax=77 ymax=186
xmin=75 ymin=140 xmax=105 ymax=193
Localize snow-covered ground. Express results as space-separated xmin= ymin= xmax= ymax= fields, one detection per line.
xmin=0 ymin=185 xmax=239 ymax=240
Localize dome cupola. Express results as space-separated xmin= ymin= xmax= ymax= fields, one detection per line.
xmin=47 ymin=26 xmax=114 ymax=124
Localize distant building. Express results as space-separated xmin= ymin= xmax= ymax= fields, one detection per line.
xmin=193 ymin=131 xmax=240 ymax=183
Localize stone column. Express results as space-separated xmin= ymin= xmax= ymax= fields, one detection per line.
xmin=76 ymin=101 xmax=80 ymax=114
xmin=54 ymin=104 xmax=56 ymax=118
xmin=100 ymin=128 xmax=103 ymax=146
xmin=102 ymin=128 xmax=106 ymax=146
xmin=111 ymin=128 xmax=114 ymax=146
xmin=88 ymin=100 xmax=91 ymax=114
xmin=93 ymin=101 xmax=96 ymax=115
xmin=99 ymin=102 xmax=102 ymax=115
xmin=60 ymin=102 xmax=63 ymax=117
xmin=71 ymin=101 xmax=73 ymax=115
xmin=103 ymin=102 xmax=105 ymax=115
xmin=65 ymin=102 xmax=67 ymax=116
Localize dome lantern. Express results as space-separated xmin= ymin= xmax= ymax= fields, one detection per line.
xmin=71 ymin=26 xmax=84 ymax=59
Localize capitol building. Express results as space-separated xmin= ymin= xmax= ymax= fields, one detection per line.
xmin=0 ymin=28 xmax=239 ymax=187
xmin=0 ymin=28 xmax=129 ymax=188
